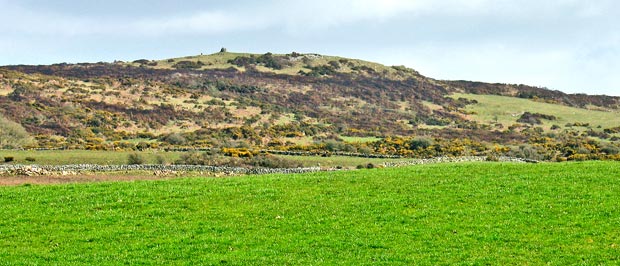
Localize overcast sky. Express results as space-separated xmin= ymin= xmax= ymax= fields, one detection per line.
xmin=1 ymin=0 xmax=618 ymax=96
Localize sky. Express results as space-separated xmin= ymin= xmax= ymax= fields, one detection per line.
xmin=1 ymin=0 xmax=619 ymax=96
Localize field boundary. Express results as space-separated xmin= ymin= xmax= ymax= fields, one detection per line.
xmin=0 ymin=164 xmax=323 ymax=176
xmin=0 ymin=156 xmax=532 ymax=177
xmin=381 ymin=156 xmax=532 ymax=167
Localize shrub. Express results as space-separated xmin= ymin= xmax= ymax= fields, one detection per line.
xmin=601 ymin=144 xmax=620 ymax=155
xmin=228 ymin=53 xmax=285 ymax=70
xmin=568 ymin=154 xmax=588 ymax=161
xmin=172 ymin=60 xmax=205 ymax=69
xmin=0 ymin=114 xmax=35 ymax=149
xmin=155 ymin=155 xmax=166 ymax=165
xmin=509 ymin=145 xmax=545 ymax=161
xmin=25 ymin=157 xmax=36 ymax=162
xmin=4 ymin=156 xmax=14 ymax=163
xmin=136 ymin=142 xmax=151 ymax=151
xmin=133 ymin=59 xmax=150 ymax=64
xmin=176 ymin=152 xmax=204 ymax=165
xmin=164 ymin=133 xmax=187 ymax=145
xmin=486 ymin=155 xmax=500 ymax=162
xmin=127 ymin=153 xmax=145 ymax=165
xmin=221 ymin=147 xmax=257 ymax=158
xmin=137 ymin=132 xmax=156 ymax=139
xmin=249 ymin=155 xmax=303 ymax=168
xmin=302 ymin=64 xmax=337 ymax=77
xmin=408 ymin=137 xmax=432 ymax=150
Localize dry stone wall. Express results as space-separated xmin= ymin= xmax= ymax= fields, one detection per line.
xmin=0 ymin=157 xmax=533 ymax=177
xmin=0 ymin=164 xmax=323 ymax=176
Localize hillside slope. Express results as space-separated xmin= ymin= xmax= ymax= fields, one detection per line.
xmin=1 ymin=51 xmax=619 ymax=161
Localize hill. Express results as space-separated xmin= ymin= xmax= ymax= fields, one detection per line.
xmin=1 ymin=51 xmax=619 ymax=161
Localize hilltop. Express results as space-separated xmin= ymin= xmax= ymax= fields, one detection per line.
xmin=1 ymin=51 xmax=619 ymax=161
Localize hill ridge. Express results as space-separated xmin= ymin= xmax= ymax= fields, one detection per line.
xmin=1 ymin=52 xmax=619 ymax=161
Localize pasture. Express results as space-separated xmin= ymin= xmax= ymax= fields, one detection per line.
xmin=1 ymin=162 xmax=619 ymax=264
xmin=451 ymin=93 xmax=620 ymax=130
xmin=0 ymin=150 xmax=184 ymax=165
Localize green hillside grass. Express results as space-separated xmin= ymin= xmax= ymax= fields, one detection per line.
xmin=2 ymin=162 xmax=619 ymax=264
xmin=452 ymin=93 xmax=620 ymax=129
xmin=129 ymin=51 xmax=410 ymax=78
xmin=150 ymin=52 xmax=251 ymax=70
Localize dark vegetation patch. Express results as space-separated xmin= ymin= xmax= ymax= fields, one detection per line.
xmin=133 ymin=59 xmax=158 ymax=66
xmin=228 ymin=53 xmax=290 ymax=70
xmin=172 ymin=60 xmax=205 ymax=69
xmin=516 ymin=112 xmax=557 ymax=125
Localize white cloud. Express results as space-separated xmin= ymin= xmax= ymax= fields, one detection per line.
xmin=371 ymin=42 xmax=620 ymax=96
xmin=0 ymin=0 xmax=618 ymax=95
xmin=0 ymin=0 xmax=488 ymax=36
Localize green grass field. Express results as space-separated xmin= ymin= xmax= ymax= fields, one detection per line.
xmin=278 ymin=154 xmax=401 ymax=168
xmin=0 ymin=150 xmax=184 ymax=165
xmin=1 ymin=162 xmax=619 ymax=264
xmin=451 ymin=93 xmax=620 ymax=130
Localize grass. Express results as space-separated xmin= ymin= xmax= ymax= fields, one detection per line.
xmin=276 ymin=154 xmax=400 ymax=168
xmin=451 ymin=93 xmax=620 ymax=129
xmin=0 ymin=150 xmax=184 ymax=165
xmin=1 ymin=162 xmax=620 ymax=264
xmin=148 ymin=52 xmax=251 ymax=70
xmin=130 ymin=51 xmax=409 ymax=78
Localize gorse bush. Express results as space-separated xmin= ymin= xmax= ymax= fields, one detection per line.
xmin=127 ymin=153 xmax=145 ymax=165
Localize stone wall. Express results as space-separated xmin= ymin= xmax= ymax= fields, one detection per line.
xmin=0 ymin=156 xmax=533 ymax=177
xmin=0 ymin=164 xmax=323 ymax=176
xmin=380 ymin=156 xmax=531 ymax=167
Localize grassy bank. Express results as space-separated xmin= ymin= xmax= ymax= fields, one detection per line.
xmin=1 ymin=162 xmax=619 ymax=264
